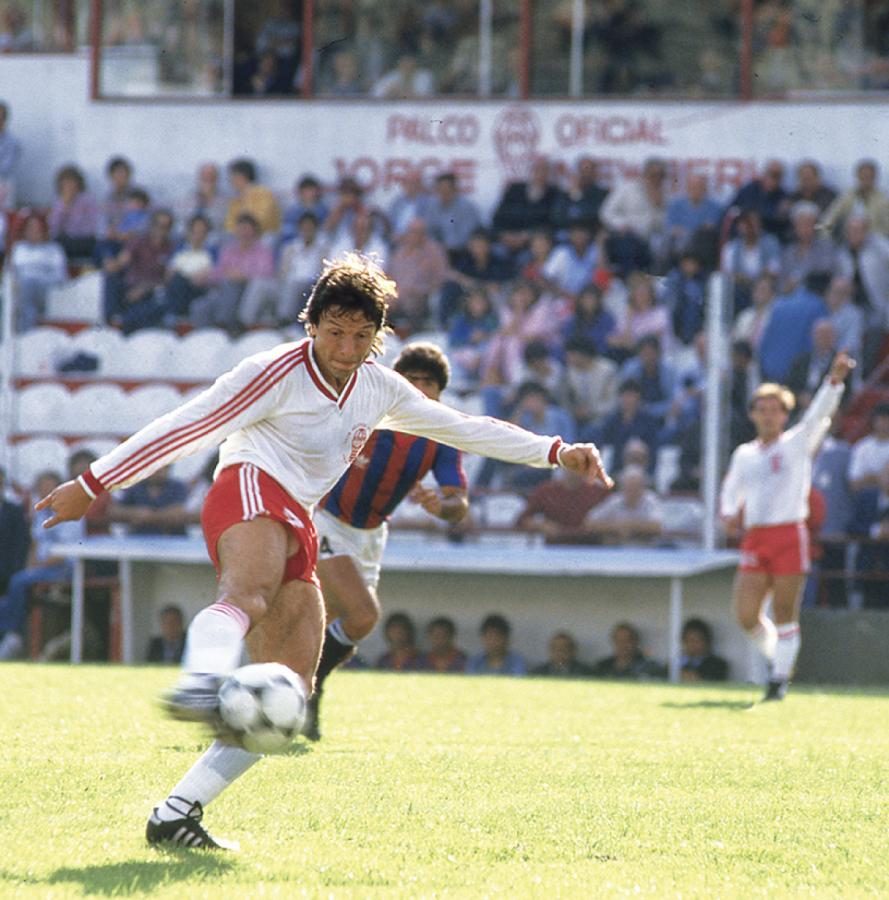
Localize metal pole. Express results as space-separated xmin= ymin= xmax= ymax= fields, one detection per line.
xmin=518 ymin=0 xmax=531 ymax=99
xmin=221 ymin=0 xmax=234 ymax=96
xmin=702 ymin=272 xmax=726 ymax=550
xmin=478 ymin=0 xmax=493 ymax=97
xmin=739 ymin=0 xmax=754 ymax=100
xmin=0 ymin=267 xmax=14 ymax=475
xmin=70 ymin=558 xmax=85 ymax=663
xmin=668 ymin=577 xmax=682 ymax=683
xmin=120 ymin=558 xmax=133 ymax=663
xmin=569 ymin=0 xmax=584 ymax=97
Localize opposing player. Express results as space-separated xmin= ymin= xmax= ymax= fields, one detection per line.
xmin=308 ymin=341 xmax=468 ymax=740
xmin=720 ymin=352 xmax=854 ymax=702
xmin=36 ymin=254 xmax=612 ymax=849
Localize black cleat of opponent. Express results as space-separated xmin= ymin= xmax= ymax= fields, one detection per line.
xmin=162 ymin=674 xmax=224 ymax=726
xmin=301 ymin=692 xmax=322 ymax=742
xmin=146 ymin=800 xmax=235 ymax=850
xmin=762 ymin=679 xmax=788 ymax=702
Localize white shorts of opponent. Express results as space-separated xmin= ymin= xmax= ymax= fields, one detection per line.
xmin=313 ymin=507 xmax=388 ymax=591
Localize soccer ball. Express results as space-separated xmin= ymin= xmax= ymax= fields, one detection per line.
xmin=218 ymin=662 xmax=307 ymax=754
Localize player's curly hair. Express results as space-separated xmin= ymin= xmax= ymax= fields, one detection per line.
xmin=749 ymin=382 xmax=796 ymax=413
xmin=394 ymin=342 xmax=450 ymax=391
xmin=300 ymin=252 xmax=394 ymax=355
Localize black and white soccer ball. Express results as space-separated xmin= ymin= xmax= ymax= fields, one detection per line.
xmin=218 ymin=662 xmax=307 ymax=754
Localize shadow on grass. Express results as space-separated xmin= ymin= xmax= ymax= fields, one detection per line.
xmin=39 ymin=857 xmax=236 ymax=896
xmin=661 ymin=699 xmax=754 ymax=711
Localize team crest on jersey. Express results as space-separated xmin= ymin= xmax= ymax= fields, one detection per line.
xmin=345 ymin=424 xmax=370 ymax=464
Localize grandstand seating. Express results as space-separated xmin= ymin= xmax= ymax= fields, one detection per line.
xmin=16 ymin=383 xmax=71 ymax=434
xmin=59 ymin=384 xmax=128 ymax=435
xmin=166 ymin=329 xmax=232 ymax=380
xmin=15 ymin=326 xmax=71 ymax=376
xmin=9 ymin=436 xmax=70 ymax=487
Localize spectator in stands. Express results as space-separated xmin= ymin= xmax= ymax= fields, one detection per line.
xmin=521 ymin=340 xmax=564 ymax=399
xmin=516 ymin=466 xmax=608 ymax=543
xmin=439 ymin=227 xmax=515 ymax=326
xmin=662 ymin=250 xmax=707 ymax=347
xmin=593 ymin=622 xmax=666 ymax=679
xmin=467 ymin=613 xmax=527 ymax=676
xmin=619 ymin=335 xmax=677 ymax=424
xmin=323 ymin=177 xmax=369 ymax=249
xmin=146 ymin=604 xmax=186 ymax=664
xmin=0 ymin=100 xmax=21 ymax=209
xmin=591 ymin=380 xmax=660 ymax=469
xmin=607 ymin=271 xmax=673 ymax=362
xmin=600 ymin=158 xmax=668 ymax=275
xmin=223 ymin=158 xmax=282 ymax=236
xmin=0 ymin=467 xmax=28 ymax=598
xmin=97 ymin=156 xmax=135 ymax=256
xmin=726 ymin=159 xmax=791 ymax=242
xmin=532 ymin=631 xmax=594 ymax=677
xmin=824 ymin=276 xmax=864 ymax=365
xmin=103 ymin=208 xmax=176 ymax=333
xmin=175 ymin=162 xmax=228 ymax=240
xmin=47 ymin=164 xmax=100 ymax=260
xmin=789 ymin=160 xmax=836 ymax=216
xmin=447 ymin=286 xmax=499 ymax=389
xmin=848 ymin=460 xmax=889 ymax=609
xmin=821 ymin=159 xmax=889 ymax=238
xmin=376 ymin=611 xmax=423 ymax=671
xmin=720 ymin=209 xmax=782 ymax=314
xmin=849 ymin=404 xmax=889 ymax=493
xmin=426 ymin=171 xmax=481 ymax=256
xmin=191 ymin=212 xmax=275 ymax=333
xmin=620 ymin=438 xmax=652 ymax=477
xmin=247 ymin=49 xmax=287 ymax=96
xmin=281 ymin=174 xmax=329 ymax=244
xmin=561 ymin=284 xmax=617 ymax=356
xmin=558 ymin=335 xmax=618 ymax=439
xmin=387 ymin=218 xmax=449 ymax=334
xmin=729 ymin=340 xmax=757 ymax=448
xmin=519 ymin=230 xmax=555 ymax=289
xmin=418 ymin=616 xmax=467 ymax=673
xmin=372 ymin=53 xmax=435 ymax=99
xmin=665 ymin=173 xmax=722 ymax=266
xmin=386 ymin=169 xmax=433 ymax=240
xmin=541 ymin=223 xmax=600 ymax=299
xmin=0 ymin=470 xmax=85 ymax=661
xmin=787 ymin=319 xmax=841 ymax=412
xmin=492 ymin=156 xmax=565 ymax=249
xmin=327 ymin=207 xmax=388 ymax=264
xmin=9 ymin=213 xmax=68 ymax=332
xmin=757 ymin=272 xmax=829 ymax=383
xmin=552 ymin=156 xmax=608 ymax=233
xmin=157 ymin=213 xmax=214 ymax=324
xmin=276 ymin=211 xmax=328 ymax=323
xmin=779 ymin=201 xmax=840 ymax=294
xmin=679 ymin=618 xmax=728 ymax=682
xmin=837 ymin=213 xmax=889 ymax=374
xmin=585 ymin=465 xmax=664 ymax=545
xmin=111 ymin=466 xmax=189 ymax=535
xmin=68 ymin=450 xmax=112 ymax=537
xmin=731 ymin=273 xmax=776 ymax=354
xmin=812 ymin=420 xmax=854 ymax=607
xmin=318 ymin=48 xmax=364 ymax=97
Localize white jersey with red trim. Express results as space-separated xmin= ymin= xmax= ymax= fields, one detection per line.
xmin=720 ymin=379 xmax=844 ymax=527
xmin=79 ymin=339 xmax=564 ymax=509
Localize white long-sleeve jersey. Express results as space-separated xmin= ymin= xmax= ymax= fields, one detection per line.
xmin=719 ymin=378 xmax=844 ymax=528
xmin=78 ymin=339 xmax=564 ymax=509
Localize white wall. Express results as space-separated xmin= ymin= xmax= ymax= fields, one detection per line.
xmin=3 ymin=55 xmax=889 ymax=214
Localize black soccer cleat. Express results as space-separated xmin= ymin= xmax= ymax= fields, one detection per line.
xmin=762 ymin=679 xmax=788 ymax=702
xmin=301 ymin=692 xmax=322 ymax=742
xmin=162 ymin=674 xmax=224 ymax=726
xmin=146 ymin=800 xmax=234 ymax=850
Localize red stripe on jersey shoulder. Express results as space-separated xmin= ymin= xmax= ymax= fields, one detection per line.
xmin=100 ymin=345 xmax=306 ymax=489
xmin=337 ymin=369 xmax=360 ymax=409
xmin=305 ymin=343 xmax=338 ymax=402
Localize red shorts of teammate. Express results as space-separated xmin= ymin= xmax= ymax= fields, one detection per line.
xmin=739 ymin=522 xmax=810 ymax=577
xmin=201 ymin=463 xmax=319 ymax=588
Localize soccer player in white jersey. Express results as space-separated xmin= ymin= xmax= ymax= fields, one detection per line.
xmin=720 ymin=352 xmax=854 ymax=702
xmin=36 ymin=254 xmax=613 ymax=850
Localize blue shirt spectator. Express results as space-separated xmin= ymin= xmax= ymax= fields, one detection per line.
xmin=561 ymin=285 xmax=616 ymax=356
xmin=591 ymin=380 xmax=661 ymax=468
xmin=426 ymin=173 xmax=481 ymax=253
xmin=758 ymin=279 xmax=829 ymax=383
xmin=467 ymin=613 xmax=527 ymax=675
xmin=114 ymin=468 xmax=189 ymax=535
xmin=618 ymin=337 xmax=678 ymax=423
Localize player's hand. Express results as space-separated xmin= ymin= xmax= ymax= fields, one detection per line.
xmin=34 ymin=479 xmax=93 ymax=529
xmin=409 ymin=485 xmax=443 ymax=517
xmin=721 ymin=514 xmax=743 ymax=539
xmin=830 ymin=351 xmax=855 ymax=384
xmin=558 ymin=443 xmax=614 ymax=489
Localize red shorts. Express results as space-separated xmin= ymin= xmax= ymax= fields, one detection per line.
xmin=739 ymin=522 xmax=810 ymax=576
xmin=201 ymin=463 xmax=319 ymax=587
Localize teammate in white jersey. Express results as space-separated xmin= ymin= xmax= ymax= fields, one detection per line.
xmin=36 ymin=253 xmax=613 ymax=849
xmin=720 ymin=352 xmax=853 ymax=702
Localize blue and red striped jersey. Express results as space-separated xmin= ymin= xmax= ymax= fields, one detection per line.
xmin=319 ymin=429 xmax=466 ymax=529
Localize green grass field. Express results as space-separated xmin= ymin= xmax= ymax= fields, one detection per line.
xmin=1 ymin=666 xmax=887 ymax=899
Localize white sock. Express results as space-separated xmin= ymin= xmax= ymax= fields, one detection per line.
xmin=327 ymin=617 xmax=355 ymax=647
xmin=154 ymin=740 xmax=261 ymax=822
xmin=772 ymin=622 xmax=801 ymax=681
xmin=182 ymin=602 xmax=251 ymax=676
xmin=745 ymin=617 xmax=777 ymax=662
